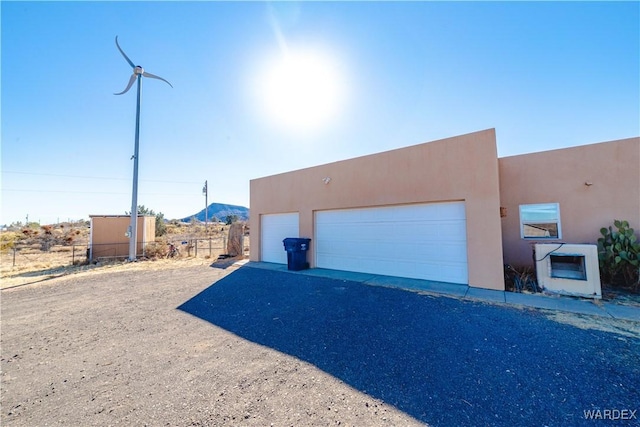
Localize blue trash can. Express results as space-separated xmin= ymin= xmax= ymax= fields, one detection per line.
xmin=283 ymin=238 xmax=311 ymax=271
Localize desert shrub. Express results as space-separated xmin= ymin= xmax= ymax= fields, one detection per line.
xmin=38 ymin=225 xmax=61 ymax=251
xmin=1 ymin=231 xmax=21 ymax=251
xmin=225 ymin=215 xmax=239 ymax=225
xmin=504 ymin=264 xmax=540 ymax=293
xmin=22 ymin=228 xmax=38 ymax=237
xmin=597 ymin=219 xmax=640 ymax=290
xmin=40 ymin=241 xmax=52 ymax=252
xmin=165 ymin=223 xmax=181 ymax=235
xmin=145 ymin=239 xmax=169 ymax=259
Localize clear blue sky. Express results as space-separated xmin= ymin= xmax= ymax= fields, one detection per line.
xmin=2 ymin=1 xmax=638 ymax=225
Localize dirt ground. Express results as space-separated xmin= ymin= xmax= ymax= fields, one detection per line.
xmin=1 ymin=260 xmax=425 ymax=426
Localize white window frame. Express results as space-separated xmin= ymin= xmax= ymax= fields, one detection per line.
xmin=519 ymin=203 xmax=562 ymax=239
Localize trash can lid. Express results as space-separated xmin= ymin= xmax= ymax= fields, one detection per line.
xmin=283 ymin=237 xmax=311 ymax=243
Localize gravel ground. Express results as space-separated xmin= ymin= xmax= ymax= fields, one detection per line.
xmin=2 ymin=262 xmax=639 ymax=426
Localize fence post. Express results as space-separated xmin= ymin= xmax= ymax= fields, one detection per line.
xmin=72 ymin=245 xmax=75 ymax=265
xmin=209 ymin=238 xmax=212 ymax=257
xmin=13 ymin=247 xmax=16 ymax=267
xmin=195 ymin=239 xmax=198 ymax=257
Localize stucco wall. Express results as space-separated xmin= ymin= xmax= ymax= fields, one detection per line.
xmin=250 ymin=129 xmax=505 ymax=290
xmin=499 ymin=137 xmax=640 ymax=267
xmin=89 ymin=215 xmax=155 ymax=259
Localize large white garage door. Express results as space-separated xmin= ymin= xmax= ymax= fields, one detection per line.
xmin=315 ymin=202 xmax=468 ymax=284
xmin=261 ymin=213 xmax=299 ymax=264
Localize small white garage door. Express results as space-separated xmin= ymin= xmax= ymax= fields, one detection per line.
xmin=261 ymin=213 xmax=299 ymax=264
xmin=315 ymin=202 xmax=468 ymax=284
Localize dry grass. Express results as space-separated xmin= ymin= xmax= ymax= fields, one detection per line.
xmin=0 ymin=223 xmax=250 ymax=290
xmin=1 ymin=248 xmax=86 ymax=284
xmin=545 ymin=311 xmax=640 ymax=339
xmin=0 ymin=252 xmax=239 ymax=290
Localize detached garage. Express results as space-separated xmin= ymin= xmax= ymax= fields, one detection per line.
xmin=250 ymin=129 xmax=505 ymax=290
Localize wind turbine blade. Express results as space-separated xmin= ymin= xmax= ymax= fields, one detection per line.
xmin=142 ymin=71 xmax=173 ymax=88
xmin=114 ymin=74 xmax=137 ymax=95
xmin=115 ymin=36 xmax=135 ymax=68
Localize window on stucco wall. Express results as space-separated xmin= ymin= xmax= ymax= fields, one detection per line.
xmin=519 ymin=203 xmax=561 ymax=239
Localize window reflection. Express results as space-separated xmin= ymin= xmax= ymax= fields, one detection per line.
xmin=519 ymin=203 xmax=561 ymax=239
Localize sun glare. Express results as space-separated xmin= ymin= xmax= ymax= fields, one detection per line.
xmin=258 ymin=49 xmax=345 ymax=133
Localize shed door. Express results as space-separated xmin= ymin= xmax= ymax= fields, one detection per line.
xmin=261 ymin=213 xmax=299 ymax=264
xmin=315 ymin=202 xmax=468 ymax=284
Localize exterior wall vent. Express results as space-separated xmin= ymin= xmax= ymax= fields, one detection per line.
xmin=549 ymin=254 xmax=587 ymax=280
xmin=535 ymin=244 xmax=601 ymax=299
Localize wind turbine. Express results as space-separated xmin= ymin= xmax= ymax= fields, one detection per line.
xmin=114 ymin=36 xmax=172 ymax=262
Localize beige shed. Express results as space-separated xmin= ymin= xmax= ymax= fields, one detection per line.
xmin=89 ymin=215 xmax=155 ymax=261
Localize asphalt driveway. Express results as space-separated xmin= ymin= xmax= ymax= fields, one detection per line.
xmin=179 ymin=266 xmax=640 ymax=426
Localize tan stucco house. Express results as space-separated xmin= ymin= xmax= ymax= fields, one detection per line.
xmin=250 ymin=129 xmax=639 ymax=291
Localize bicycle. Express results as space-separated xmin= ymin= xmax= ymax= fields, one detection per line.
xmin=167 ymin=243 xmax=180 ymax=258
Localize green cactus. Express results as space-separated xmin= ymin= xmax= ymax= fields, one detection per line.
xmin=597 ymin=220 xmax=640 ymax=290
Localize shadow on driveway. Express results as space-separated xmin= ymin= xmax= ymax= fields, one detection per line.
xmin=178 ymin=267 xmax=640 ymax=426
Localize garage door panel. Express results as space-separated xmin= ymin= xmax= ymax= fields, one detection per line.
xmin=394 ymin=222 xmax=443 ymax=238
xmin=406 ymin=244 xmax=445 ymax=260
xmin=437 ymin=222 xmax=467 ymax=239
xmin=435 ymin=242 xmax=467 ymax=258
xmin=315 ymin=240 xmax=333 ymax=254
xmin=434 ymin=202 xmax=466 ymax=218
xmin=316 ymin=202 xmax=468 ymax=284
xmin=318 ymin=254 xmax=355 ymax=271
xmin=261 ymin=213 xmax=299 ymax=264
xmin=342 ymin=226 xmax=377 ymax=241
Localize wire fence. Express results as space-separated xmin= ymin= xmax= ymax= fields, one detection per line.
xmin=2 ymin=244 xmax=88 ymax=269
xmin=169 ymin=236 xmax=250 ymax=259
xmin=1 ymin=236 xmax=251 ymax=270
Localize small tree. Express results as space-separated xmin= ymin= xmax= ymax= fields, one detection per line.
xmin=0 ymin=231 xmax=21 ymax=251
xmin=225 ymin=214 xmax=238 ymax=225
xmin=597 ymin=219 xmax=640 ymax=290
xmin=125 ymin=205 xmax=167 ymax=237
xmin=40 ymin=225 xmax=54 ymax=251
xmin=154 ymin=211 xmax=167 ymax=237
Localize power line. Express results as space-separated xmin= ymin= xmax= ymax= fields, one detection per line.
xmin=2 ymin=189 xmax=126 ymax=195
xmin=1 ymin=188 xmax=200 ymax=196
xmin=2 ymin=170 xmax=202 ymax=185
xmin=3 ymin=171 xmax=125 ymax=180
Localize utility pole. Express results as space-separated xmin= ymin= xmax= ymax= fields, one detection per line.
xmin=203 ymin=180 xmax=208 ymax=234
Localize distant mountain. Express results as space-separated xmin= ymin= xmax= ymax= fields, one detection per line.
xmin=181 ymin=203 xmax=249 ymax=223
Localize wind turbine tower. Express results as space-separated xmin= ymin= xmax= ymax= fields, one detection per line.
xmin=114 ymin=36 xmax=172 ymax=261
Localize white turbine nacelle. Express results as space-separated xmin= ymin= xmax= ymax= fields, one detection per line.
xmin=134 ymin=66 xmax=144 ymax=75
